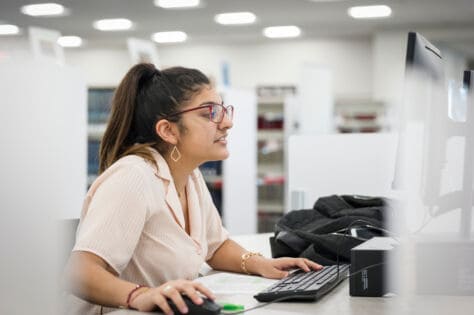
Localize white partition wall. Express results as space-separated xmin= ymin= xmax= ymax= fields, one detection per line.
xmin=222 ymin=88 xmax=257 ymax=234
xmin=297 ymin=64 xmax=335 ymax=135
xmin=287 ymin=133 xmax=397 ymax=210
xmin=0 ymin=57 xmax=86 ymax=314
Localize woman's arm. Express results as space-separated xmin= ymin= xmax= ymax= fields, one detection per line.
xmin=207 ymin=239 xmax=322 ymax=279
xmin=63 ymin=251 xmax=141 ymax=308
xmin=63 ymin=251 xmax=214 ymax=315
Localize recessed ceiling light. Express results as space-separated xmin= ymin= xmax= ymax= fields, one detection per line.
xmin=0 ymin=24 xmax=20 ymax=35
xmin=93 ymin=19 xmax=133 ymax=31
xmin=263 ymin=26 xmax=301 ymax=39
xmin=57 ymin=36 xmax=82 ymax=47
xmin=154 ymin=0 xmax=200 ymax=9
xmin=20 ymin=3 xmax=67 ymax=17
xmin=348 ymin=5 xmax=392 ymax=19
xmin=214 ymin=12 xmax=257 ymax=25
xmin=151 ymin=31 xmax=187 ymax=43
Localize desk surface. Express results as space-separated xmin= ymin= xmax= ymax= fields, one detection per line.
xmin=111 ymin=233 xmax=474 ymax=315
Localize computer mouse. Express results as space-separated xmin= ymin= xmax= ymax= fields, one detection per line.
xmin=166 ymin=295 xmax=221 ymax=315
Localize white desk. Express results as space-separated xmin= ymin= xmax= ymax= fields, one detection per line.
xmin=111 ymin=233 xmax=474 ymax=315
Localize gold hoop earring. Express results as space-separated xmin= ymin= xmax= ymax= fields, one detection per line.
xmin=170 ymin=146 xmax=182 ymax=162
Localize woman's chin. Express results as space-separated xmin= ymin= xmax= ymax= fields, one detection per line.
xmin=214 ymin=150 xmax=230 ymax=160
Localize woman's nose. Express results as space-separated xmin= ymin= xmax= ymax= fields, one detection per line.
xmin=219 ymin=113 xmax=233 ymax=129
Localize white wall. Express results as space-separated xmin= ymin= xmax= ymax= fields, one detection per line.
xmin=372 ymin=32 xmax=407 ymax=109
xmin=65 ymin=49 xmax=131 ymax=87
xmin=0 ymin=57 xmax=86 ymax=313
xmin=222 ymin=88 xmax=257 ymax=235
xmin=156 ymin=39 xmax=373 ymax=99
xmin=61 ymin=38 xmax=374 ymax=100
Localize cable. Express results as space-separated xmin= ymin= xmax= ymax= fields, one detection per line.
xmin=411 ymin=206 xmax=435 ymax=235
xmin=334 ymin=218 xmax=377 ymax=283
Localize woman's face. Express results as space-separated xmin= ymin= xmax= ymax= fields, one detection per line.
xmin=176 ymin=85 xmax=233 ymax=165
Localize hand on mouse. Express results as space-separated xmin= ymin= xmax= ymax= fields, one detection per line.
xmin=248 ymin=256 xmax=323 ymax=279
xmin=128 ymin=279 xmax=215 ymax=315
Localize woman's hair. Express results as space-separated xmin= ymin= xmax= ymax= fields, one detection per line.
xmin=98 ymin=63 xmax=210 ymax=174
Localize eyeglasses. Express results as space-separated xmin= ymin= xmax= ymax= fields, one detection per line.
xmin=164 ymin=103 xmax=234 ymax=124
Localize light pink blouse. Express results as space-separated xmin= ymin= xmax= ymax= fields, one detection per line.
xmin=69 ymin=149 xmax=228 ymax=314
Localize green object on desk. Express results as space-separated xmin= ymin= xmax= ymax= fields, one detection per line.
xmin=221 ymin=303 xmax=245 ymax=311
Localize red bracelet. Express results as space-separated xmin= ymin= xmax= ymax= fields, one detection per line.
xmin=125 ymin=284 xmax=146 ymax=309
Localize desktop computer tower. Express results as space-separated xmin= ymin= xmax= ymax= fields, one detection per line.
xmin=349 ymin=237 xmax=398 ymax=297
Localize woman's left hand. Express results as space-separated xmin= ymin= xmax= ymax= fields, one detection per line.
xmin=251 ymin=256 xmax=323 ymax=279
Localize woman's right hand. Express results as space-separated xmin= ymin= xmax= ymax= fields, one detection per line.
xmin=129 ymin=279 xmax=215 ymax=315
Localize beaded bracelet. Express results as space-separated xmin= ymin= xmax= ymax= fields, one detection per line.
xmin=241 ymin=252 xmax=263 ymax=275
xmin=124 ymin=284 xmax=148 ymax=309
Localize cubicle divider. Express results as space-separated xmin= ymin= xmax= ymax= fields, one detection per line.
xmin=287 ymin=133 xmax=398 ymax=211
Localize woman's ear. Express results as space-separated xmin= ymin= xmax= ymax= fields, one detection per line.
xmin=155 ymin=120 xmax=179 ymax=145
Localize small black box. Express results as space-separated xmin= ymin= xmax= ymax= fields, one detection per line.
xmin=349 ymin=237 xmax=398 ymax=297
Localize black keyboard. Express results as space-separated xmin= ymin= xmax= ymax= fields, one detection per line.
xmin=254 ymin=264 xmax=350 ymax=302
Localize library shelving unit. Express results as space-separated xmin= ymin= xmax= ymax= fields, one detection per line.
xmin=334 ymin=99 xmax=388 ymax=133
xmin=256 ymin=85 xmax=296 ymax=232
xmin=87 ymin=87 xmax=115 ymax=188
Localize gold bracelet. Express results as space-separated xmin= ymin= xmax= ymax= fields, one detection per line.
xmin=241 ymin=252 xmax=262 ymax=275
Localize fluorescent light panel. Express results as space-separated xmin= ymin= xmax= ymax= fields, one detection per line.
xmin=21 ymin=3 xmax=66 ymax=17
xmin=93 ymin=19 xmax=133 ymax=31
xmin=215 ymin=12 xmax=256 ymax=25
xmin=348 ymin=5 xmax=392 ymax=19
xmin=0 ymin=24 xmax=20 ymax=35
xmin=155 ymin=0 xmax=200 ymax=8
xmin=263 ymin=26 xmax=301 ymax=38
xmin=152 ymin=31 xmax=187 ymax=43
xmin=57 ymin=36 xmax=82 ymax=47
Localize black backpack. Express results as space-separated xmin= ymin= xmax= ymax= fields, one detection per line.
xmin=269 ymin=195 xmax=395 ymax=265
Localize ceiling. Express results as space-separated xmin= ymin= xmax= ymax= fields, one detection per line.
xmin=1 ymin=0 xmax=474 ymax=58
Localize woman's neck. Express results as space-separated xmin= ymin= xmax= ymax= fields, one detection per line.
xmin=166 ymin=156 xmax=197 ymax=195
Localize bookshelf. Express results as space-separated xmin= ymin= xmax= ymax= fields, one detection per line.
xmin=87 ymin=87 xmax=115 ymax=187
xmin=256 ymin=85 xmax=296 ymax=232
xmin=334 ymin=99 xmax=388 ymax=133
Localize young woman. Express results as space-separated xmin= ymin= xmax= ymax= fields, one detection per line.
xmin=64 ymin=63 xmax=321 ymax=315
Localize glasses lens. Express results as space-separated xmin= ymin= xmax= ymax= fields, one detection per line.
xmin=210 ymin=104 xmax=224 ymax=123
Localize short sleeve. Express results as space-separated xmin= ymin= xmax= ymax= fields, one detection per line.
xmin=73 ymin=164 xmax=149 ymax=274
xmin=194 ymin=171 xmax=229 ymax=261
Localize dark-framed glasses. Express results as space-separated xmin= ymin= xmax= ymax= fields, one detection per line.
xmin=164 ymin=103 xmax=234 ymax=124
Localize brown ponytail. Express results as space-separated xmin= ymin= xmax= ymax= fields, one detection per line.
xmin=98 ymin=63 xmax=210 ymax=173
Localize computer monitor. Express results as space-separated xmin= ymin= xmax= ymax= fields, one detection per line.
xmin=392 ymin=36 xmax=474 ymax=297
xmin=459 ymin=70 xmax=474 ymax=238
xmin=394 ymin=32 xmax=446 ymax=209
xmin=407 ymin=32 xmax=447 ymax=211
xmin=395 ymin=32 xmax=473 ymax=239
xmin=464 ymin=70 xmax=473 ymax=89
xmin=406 ymin=32 xmax=444 ymax=81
